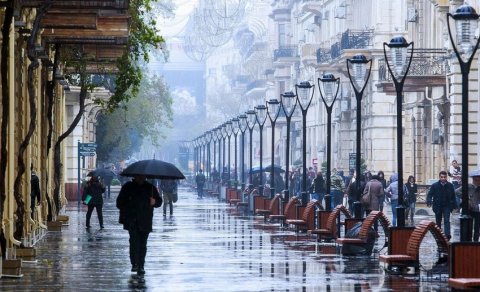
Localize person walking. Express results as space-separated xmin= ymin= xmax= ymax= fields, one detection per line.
xmin=346 ymin=172 xmax=365 ymax=215
xmin=195 ymin=169 xmax=206 ymax=199
xmin=361 ymin=174 xmax=384 ymax=216
xmin=405 ymin=175 xmax=418 ymax=224
xmin=427 ymin=171 xmax=458 ymax=240
xmin=449 ymin=160 xmax=462 ymax=190
xmin=160 ymin=179 xmax=177 ymax=216
xmin=385 ymin=173 xmax=408 ymax=226
xmin=310 ymin=171 xmax=326 ymax=204
xmin=116 ymin=175 xmax=162 ymax=275
xmin=30 ymin=168 xmax=41 ymax=219
xmin=330 ymin=169 xmax=346 ymax=209
xmin=102 ymin=166 xmax=116 ymax=199
xmin=377 ymin=171 xmax=387 ymax=212
xmin=455 ymin=169 xmax=480 ymax=241
xmin=82 ymin=175 xmax=106 ymax=229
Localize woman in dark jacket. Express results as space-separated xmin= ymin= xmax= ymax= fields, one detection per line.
xmin=82 ymin=175 xmax=106 ymax=229
xmin=377 ymin=171 xmax=387 ymax=211
xmin=117 ymin=175 xmax=162 ymax=275
xmin=405 ymin=175 xmax=418 ymax=223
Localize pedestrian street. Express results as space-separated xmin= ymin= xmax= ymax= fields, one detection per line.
xmin=0 ymin=186 xmax=454 ymax=291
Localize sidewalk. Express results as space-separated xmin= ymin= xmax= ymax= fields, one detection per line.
xmin=0 ymin=187 xmax=452 ymax=291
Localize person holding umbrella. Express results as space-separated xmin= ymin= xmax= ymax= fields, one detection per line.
xmin=117 ymin=174 xmax=162 ymax=275
xmin=82 ymin=175 xmax=106 ymax=229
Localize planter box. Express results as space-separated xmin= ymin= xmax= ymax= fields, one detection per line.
xmin=15 ymin=247 xmax=36 ymax=261
xmin=57 ymin=215 xmax=69 ymax=224
xmin=2 ymin=259 xmax=21 ymax=276
xmin=47 ymin=221 xmax=62 ymax=231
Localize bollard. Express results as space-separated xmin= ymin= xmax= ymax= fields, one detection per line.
xmin=283 ymin=189 xmax=290 ymax=201
xmin=301 ymin=191 xmax=309 ymax=206
xmin=353 ymin=201 xmax=362 ymax=218
xmin=460 ymin=214 xmax=473 ymax=242
xmin=270 ymin=187 xmax=276 ymax=199
xmin=324 ymin=194 xmax=332 ymax=211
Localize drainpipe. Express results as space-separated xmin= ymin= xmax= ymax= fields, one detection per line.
xmin=8 ymin=18 xmax=21 ymax=246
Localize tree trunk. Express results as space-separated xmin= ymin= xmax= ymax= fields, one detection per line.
xmin=13 ymin=1 xmax=53 ymax=240
xmin=0 ymin=0 xmax=13 ymax=258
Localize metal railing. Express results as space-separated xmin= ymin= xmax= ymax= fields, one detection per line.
xmin=274 ymin=45 xmax=298 ymax=61
xmin=378 ymin=49 xmax=447 ymax=81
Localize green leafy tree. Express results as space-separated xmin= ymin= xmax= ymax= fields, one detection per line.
xmin=96 ymin=73 xmax=173 ymax=163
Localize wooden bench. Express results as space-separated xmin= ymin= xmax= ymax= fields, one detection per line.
xmin=308 ymin=205 xmax=352 ymax=241
xmin=227 ymin=188 xmax=241 ymax=205
xmin=448 ymin=242 xmax=480 ymax=289
xmin=255 ymin=194 xmax=281 ymax=220
xmin=269 ymin=197 xmax=300 ymax=225
xmin=336 ymin=211 xmax=391 ymax=246
xmin=286 ymin=200 xmax=323 ymax=232
xmin=379 ymin=220 xmax=448 ymax=274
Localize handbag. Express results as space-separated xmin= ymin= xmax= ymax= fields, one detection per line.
xmin=172 ymin=191 xmax=178 ymax=203
xmin=360 ymin=184 xmax=371 ymax=207
xmin=84 ymin=194 xmax=92 ymax=205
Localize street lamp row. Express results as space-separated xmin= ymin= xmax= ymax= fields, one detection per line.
xmin=190 ymin=4 xmax=478 ymax=242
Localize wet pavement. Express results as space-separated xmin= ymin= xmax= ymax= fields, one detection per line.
xmin=0 ymin=186 xmax=454 ymax=291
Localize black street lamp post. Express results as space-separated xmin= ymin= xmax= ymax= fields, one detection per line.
xmin=347 ymin=54 xmax=372 ymax=218
xmin=295 ymin=81 xmax=315 ymax=206
xmin=246 ymin=110 xmax=257 ymax=187
xmin=215 ymin=126 xmax=223 ymax=183
xmin=232 ymin=118 xmax=240 ymax=188
xmin=318 ymin=74 xmax=340 ymax=211
xmin=225 ymin=120 xmax=233 ymax=186
xmin=238 ymin=114 xmax=248 ymax=189
xmin=447 ymin=4 xmax=480 ymax=241
xmin=221 ymin=123 xmax=227 ymax=185
xmin=255 ymin=105 xmax=267 ymax=197
xmin=280 ymin=91 xmax=297 ymax=201
xmin=212 ymin=128 xmax=218 ymax=181
xmin=383 ymin=36 xmax=414 ymax=227
xmin=205 ymin=131 xmax=212 ymax=181
xmin=267 ymin=99 xmax=280 ymax=199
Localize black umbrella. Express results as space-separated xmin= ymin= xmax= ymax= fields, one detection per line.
xmin=120 ymin=159 xmax=185 ymax=180
xmin=251 ymin=164 xmax=285 ymax=174
xmin=87 ymin=168 xmax=117 ymax=178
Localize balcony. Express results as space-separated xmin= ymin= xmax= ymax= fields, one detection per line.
xmin=316 ymin=48 xmax=331 ymax=64
xmin=377 ymin=48 xmax=447 ymax=93
xmin=300 ymin=0 xmax=322 ymax=15
xmin=329 ymin=29 xmax=374 ymax=61
xmin=300 ymin=43 xmax=320 ymax=67
xmin=244 ymin=79 xmax=267 ymax=98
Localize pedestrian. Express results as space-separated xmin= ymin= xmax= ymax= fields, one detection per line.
xmin=195 ymin=169 xmax=206 ymax=199
xmin=346 ymin=172 xmax=365 ymax=215
xmin=82 ymin=175 xmax=106 ymax=229
xmin=330 ymin=169 xmax=346 ymax=209
xmin=102 ymin=166 xmax=116 ymax=199
xmin=361 ymin=174 xmax=384 ymax=216
xmin=30 ymin=168 xmax=41 ymax=219
xmin=455 ymin=169 xmax=480 ymax=241
xmin=377 ymin=171 xmax=387 ymax=211
xmin=427 ymin=171 xmax=458 ymax=240
xmin=273 ymin=171 xmax=285 ymax=194
xmin=160 ymin=179 xmax=178 ymax=216
xmin=405 ymin=175 xmax=418 ymax=224
xmin=116 ymin=175 xmax=162 ymax=275
xmin=310 ymin=171 xmax=326 ymax=204
xmin=449 ymin=159 xmax=462 ymax=189
xmin=385 ymin=173 xmax=408 ymax=226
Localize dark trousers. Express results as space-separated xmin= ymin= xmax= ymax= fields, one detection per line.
xmin=434 ymin=207 xmax=451 ymax=236
xmin=86 ymin=204 xmax=103 ymax=228
xmin=469 ymin=211 xmax=480 ymax=242
xmin=128 ymin=229 xmax=150 ymax=268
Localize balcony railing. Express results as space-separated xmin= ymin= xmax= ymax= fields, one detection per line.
xmin=274 ymin=45 xmax=298 ymax=61
xmin=316 ymin=48 xmax=331 ymax=64
xmin=330 ymin=29 xmax=374 ymax=61
xmin=378 ymin=49 xmax=447 ymax=81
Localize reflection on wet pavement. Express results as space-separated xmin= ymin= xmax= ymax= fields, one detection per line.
xmin=0 ymin=187 xmax=451 ymax=291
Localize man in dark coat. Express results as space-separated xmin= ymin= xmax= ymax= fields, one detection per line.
xmin=427 ymin=170 xmax=458 ymax=239
xmin=195 ymin=169 xmax=206 ymax=199
xmin=116 ymin=175 xmax=162 ymax=275
xmin=101 ymin=166 xmax=116 ymax=199
xmin=31 ymin=170 xmax=41 ymax=219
